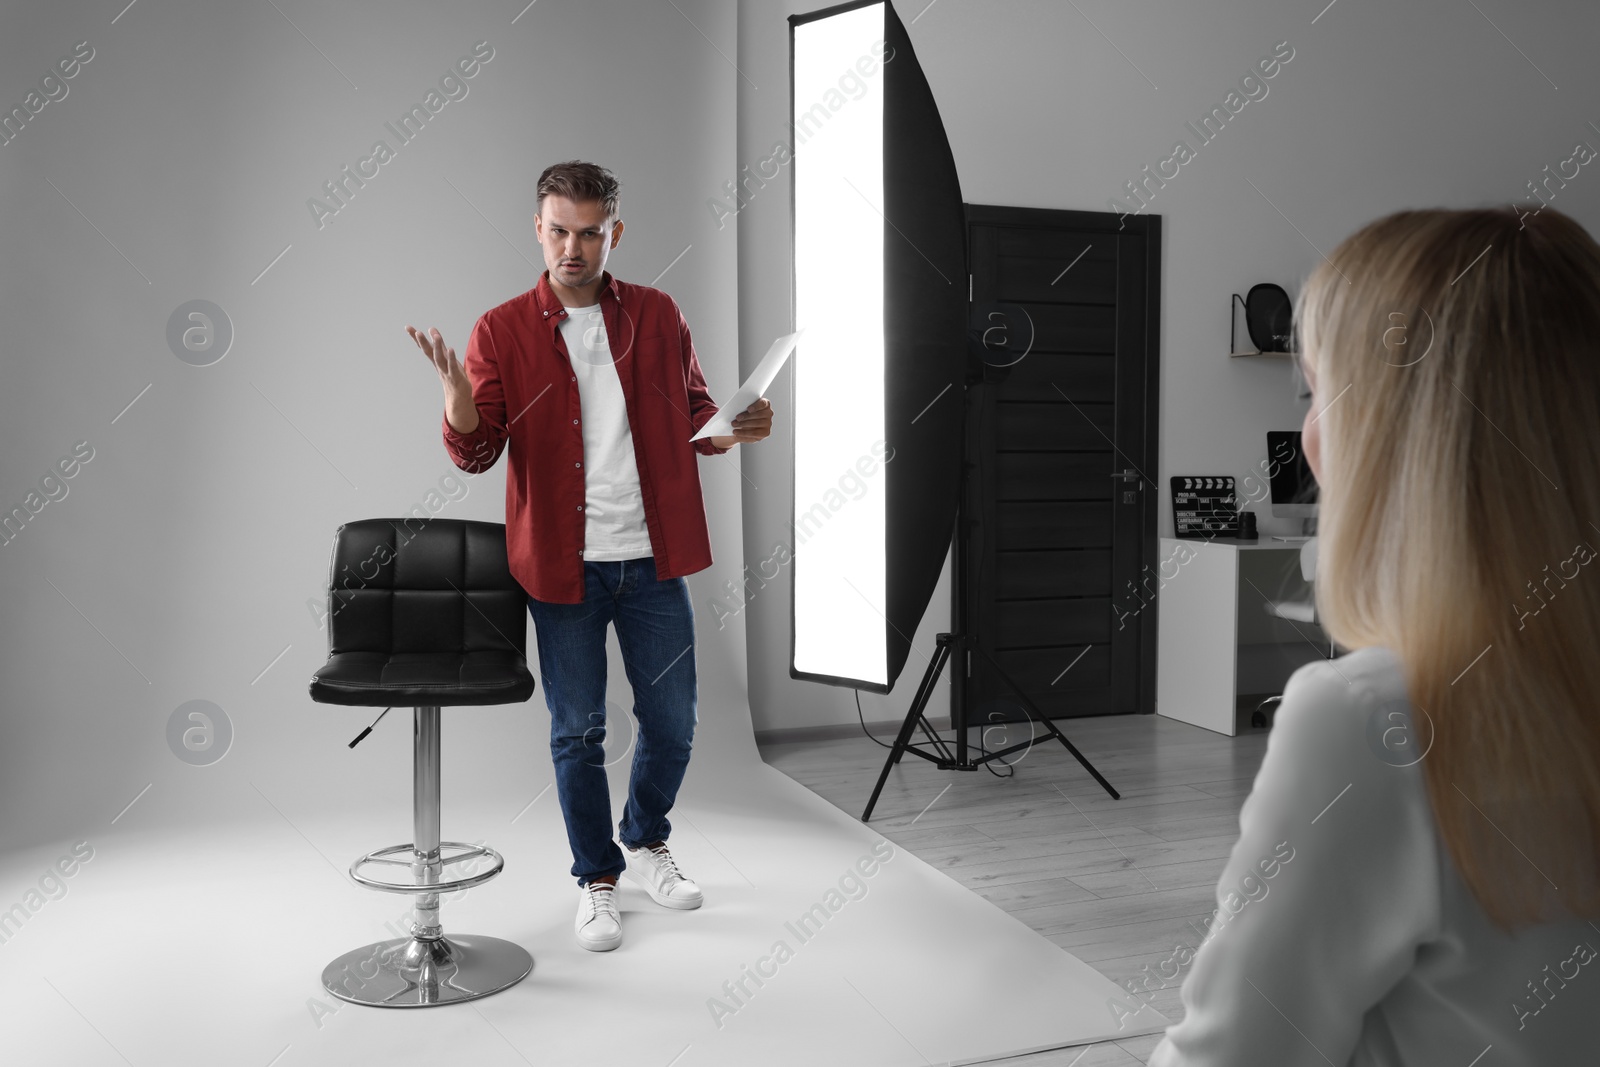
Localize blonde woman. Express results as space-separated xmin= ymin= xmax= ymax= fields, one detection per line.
xmin=1150 ymin=207 xmax=1600 ymax=1065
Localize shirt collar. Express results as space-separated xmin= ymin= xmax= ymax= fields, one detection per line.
xmin=534 ymin=268 xmax=617 ymax=321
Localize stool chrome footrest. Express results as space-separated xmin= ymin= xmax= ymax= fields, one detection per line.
xmin=350 ymin=840 xmax=505 ymax=894
xmin=322 ymin=933 xmax=533 ymax=1008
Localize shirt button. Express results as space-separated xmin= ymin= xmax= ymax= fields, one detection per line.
xmin=571 ymin=376 xmax=576 ymax=382
xmin=577 ymin=505 xmax=583 ymax=511
xmin=572 ymin=419 xmax=578 ymax=425
xmin=575 ymin=461 xmax=582 ymax=467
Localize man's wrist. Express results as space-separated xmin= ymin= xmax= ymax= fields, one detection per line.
xmin=708 ymin=435 xmax=739 ymax=450
xmin=445 ymin=393 xmax=480 ymax=435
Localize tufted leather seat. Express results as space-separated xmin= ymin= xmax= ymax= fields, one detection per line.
xmin=309 ymin=518 xmax=536 ymax=707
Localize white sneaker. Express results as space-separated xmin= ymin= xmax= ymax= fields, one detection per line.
xmin=574 ymin=879 xmax=622 ymax=951
xmin=624 ymin=841 xmax=703 ymax=910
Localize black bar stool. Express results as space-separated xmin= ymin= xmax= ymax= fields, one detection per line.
xmin=309 ymin=517 xmax=536 ymax=1007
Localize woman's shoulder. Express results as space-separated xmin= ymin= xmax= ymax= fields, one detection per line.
xmin=1252 ymin=644 xmax=1435 ymax=826
xmin=1276 ymin=645 xmax=1416 ymax=753
xmin=1285 ymin=644 xmax=1408 ymax=705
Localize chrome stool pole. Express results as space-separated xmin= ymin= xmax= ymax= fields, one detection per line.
xmin=321 ymin=706 xmax=533 ymax=1008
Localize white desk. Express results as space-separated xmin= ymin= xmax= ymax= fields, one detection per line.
xmin=1154 ymin=536 xmax=1326 ymax=736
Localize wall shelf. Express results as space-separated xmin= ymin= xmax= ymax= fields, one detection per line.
xmin=1230 ymin=292 xmax=1296 ymax=359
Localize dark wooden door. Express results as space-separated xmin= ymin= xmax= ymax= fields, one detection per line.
xmin=959 ymin=204 xmax=1160 ymax=729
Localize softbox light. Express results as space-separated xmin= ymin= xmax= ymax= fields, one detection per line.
xmin=788 ymin=0 xmax=967 ymax=694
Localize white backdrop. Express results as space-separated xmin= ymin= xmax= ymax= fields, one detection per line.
xmin=0 ymin=0 xmax=748 ymax=856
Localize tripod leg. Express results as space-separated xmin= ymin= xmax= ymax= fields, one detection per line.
xmin=861 ymin=712 xmax=917 ymax=823
xmin=974 ymin=643 xmax=1121 ymax=800
xmin=862 ymin=641 xmax=950 ymax=822
xmin=1035 ymin=717 xmax=1121 ymax=799
xmin=915 ymin=715 xmax=956 ymax=764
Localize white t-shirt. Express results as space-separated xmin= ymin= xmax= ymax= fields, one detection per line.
xmin=557 ymin=303 xmax=652 ymax=561
xmin=1147 ymin=645 xmax=1596 ymax=1066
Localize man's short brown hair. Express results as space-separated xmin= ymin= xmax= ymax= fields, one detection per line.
xmin=536 ymin=160 xmax=621 ymax=223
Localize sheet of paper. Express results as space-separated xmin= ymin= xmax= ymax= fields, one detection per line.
xmin=690 ymin=328 xmax=803 ymax=442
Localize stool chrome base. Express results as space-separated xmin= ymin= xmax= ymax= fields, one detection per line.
xmin=322 ymin=933 xmax=533 ymax=1008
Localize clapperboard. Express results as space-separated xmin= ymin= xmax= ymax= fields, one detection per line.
xmin=1171 ymin=476 xmax=1239 ymax=538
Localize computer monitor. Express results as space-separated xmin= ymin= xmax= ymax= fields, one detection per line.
xmin=1267 ymin=430 xmax=1318 ymax=519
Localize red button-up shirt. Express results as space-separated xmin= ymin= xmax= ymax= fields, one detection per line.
xmin=441 ymin=269 xmax=730 ymax=603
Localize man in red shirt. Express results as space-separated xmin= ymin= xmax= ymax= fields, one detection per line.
xmin=407 ymin=160 xmax=772 ymax=952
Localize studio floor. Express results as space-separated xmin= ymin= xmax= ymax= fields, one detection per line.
xmin=758 ymin=712 xmax=1270 ymax=1067
xmin=0 ymin=693 xmax=1238 ymax=1066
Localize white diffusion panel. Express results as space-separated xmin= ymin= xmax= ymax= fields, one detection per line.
xmin=792 ymin=2 xmax=887 ymax=688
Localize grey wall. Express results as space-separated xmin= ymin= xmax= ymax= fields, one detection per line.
xmin=735 ymin=0 xmax=1600 ymax=733
xmin=7 ymin=0 xmax=1600 ymax=850
xmin=0 ymin=0 xmax=744 ymax=856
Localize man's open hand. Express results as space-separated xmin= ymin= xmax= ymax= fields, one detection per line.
xmin=409 ymin=324 xmax=479 ymax=434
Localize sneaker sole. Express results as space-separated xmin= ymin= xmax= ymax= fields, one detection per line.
xmin=576 ymin=926 xmax=622 ymax=951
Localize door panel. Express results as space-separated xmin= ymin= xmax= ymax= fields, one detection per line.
xmin=962 ymin=205 xmax=1160 ymax=727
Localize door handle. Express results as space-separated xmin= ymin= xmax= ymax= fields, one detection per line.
xmin=1108 ymin=469 xmax=1140 ymax=484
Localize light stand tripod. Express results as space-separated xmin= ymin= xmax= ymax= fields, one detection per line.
xmin=860 ymin=366 xmax=1121 ymax=822
xmin=860 ymin=631 xmax=1121 ymax=820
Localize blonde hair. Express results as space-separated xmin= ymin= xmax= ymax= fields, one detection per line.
xmin=1296 ymin=206 xmax=1600 ymax=929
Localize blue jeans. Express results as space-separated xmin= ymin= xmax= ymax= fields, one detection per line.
xmin=525 ymin=555 xmax=698 ymax=886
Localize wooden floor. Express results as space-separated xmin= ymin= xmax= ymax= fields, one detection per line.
xmin=756 ymin=712 xmax=1270 ymax=1066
